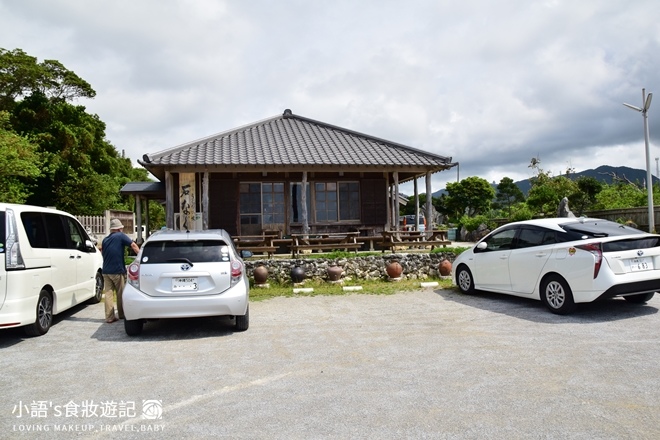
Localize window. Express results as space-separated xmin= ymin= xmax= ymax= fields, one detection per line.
xmin=21 ymin=212 xmax=49 ymax=248
xmin=63 ymin=216 xmax=86 ymax=250
xmin=515 ymin=227 xmax=558 ymax=248
xmin=239 ymin=182 xmax=286 ymax=231
xmin=262 ymin=182 xmax=285 ymax=225
xmin=338 ymin=182 xmax=360 ymax=221
xmin=481 ymin=228 xmax=516 ymax=251
xmin=21 ymin=213 xmax=89 ymax=250
xmin=239 ymin=183 xmax=262 ymax=228
xmin=291 ymin=181 xmax=360 ymax=223
xmin=140 ymin=240 xmax=230 ymax=264
xmin=315 ymin=182 xmax=337 ymax=222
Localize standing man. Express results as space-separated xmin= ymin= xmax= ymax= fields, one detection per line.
xmin=101 ymin=219 xmax=140 ymax=323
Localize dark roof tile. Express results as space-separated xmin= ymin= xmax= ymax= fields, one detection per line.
xmin=142 ymin=110 xmax=453 ymax=169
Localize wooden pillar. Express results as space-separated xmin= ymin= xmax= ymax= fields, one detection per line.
xmin=202 ymin=171 xmax=209 ymax=230
xmin=179 ymin=172 xmax=196 ymax=230
xmin=393 ymin=171 xmax=400 ymax=231
xmin=414 ymin=178 xmax=419 ymax=231
xmin=165 ymin=171 xmax=174 ymax=229
xmin=385 ymin=172 xmax=391 ymax=229
xmin=425 ymin=171 xmax=433 ymax=233
xmin=135 ymin=194 xmax=143 ymax=244
xmin=302 ymin=171 xmax=309 ymax=234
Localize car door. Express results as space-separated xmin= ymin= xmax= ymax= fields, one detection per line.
xmin=43 ymin=213 xmax=78 ymax=311
xmin=508 ymin=226 xmax=555 ymax=294
xmin=473 ymin=227 xmax=517 ymax=292
xmin=62 ymin=216 xmax=97 ymax=301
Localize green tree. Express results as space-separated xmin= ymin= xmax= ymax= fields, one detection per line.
xmin=525 ymin=157 xmax=579 ymax=216
xmin=1 ymin=48 xmax=151 ymax=214
xmin=527 ymin=175 xmax=578 ymax=216
xmin=444 ymin=176 xmax=495 ymax=221
xmin=494 ymin=177 xmax=525 ymax=218
xmin=593 ymin=183 xmax=646 ymax=209
xmin=0 ymin=48 xmax=95 ymax=110
xmin=568 ymin=176 xmax=603 ymax=215
xmin=0 ymin=111 xmax=42 ymax=202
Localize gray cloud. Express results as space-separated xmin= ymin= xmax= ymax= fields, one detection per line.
xmin=1 ymin=0 xmax=659 ymax=192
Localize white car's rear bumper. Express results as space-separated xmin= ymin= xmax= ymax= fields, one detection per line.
xmin=122 ymin=282 xmax=249 ymax=320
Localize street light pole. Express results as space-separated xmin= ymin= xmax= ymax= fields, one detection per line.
xmin=624 ymin=88 xmax=654 ymax=232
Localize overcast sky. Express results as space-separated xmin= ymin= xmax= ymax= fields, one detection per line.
xmin=2 ymin=0 xmax=659 ymax=193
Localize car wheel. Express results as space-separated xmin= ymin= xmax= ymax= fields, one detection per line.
xmin=456 ymin=265 xmax=475 ymax=294
xmin=124 ymin=319 xmax=144 ymax=336
xmin=24 ymin=290 xmax=53 ymax=337
xmin=88 ymin=272 xmax=103 ymax=304
xmin=235 ymin=305 xmax=249 ymax=331
xmin=541 ymin=275 xmax=576 ymax=315
xmin=624 ymin=292 xmax=655 ymax=304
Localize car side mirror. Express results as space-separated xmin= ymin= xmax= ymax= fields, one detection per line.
xmin=476 ymin=242 xmax=488 ymax=251
xmin=241 ymin=250 xmax=254 ymax=259
xmin=84 ymin=239 xmax=97 ymax=252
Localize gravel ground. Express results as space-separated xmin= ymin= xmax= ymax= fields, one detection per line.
xmin=1 ymin=287 xmax=660 ymax=439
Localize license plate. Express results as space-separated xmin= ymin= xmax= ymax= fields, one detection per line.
xmin=630 ymin=257 xmax=652 ymax=272
xmin=172 ymin=277 xmax=198 ymax=291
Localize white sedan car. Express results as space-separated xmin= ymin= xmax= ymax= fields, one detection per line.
xmin=452 ymin=217 xmax=660 ymax=314
xmin=123 ymin=229 xmax=252 ymax=335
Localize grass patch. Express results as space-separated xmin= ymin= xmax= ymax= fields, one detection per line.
xmin=430 ymin=246 xmax=470 ymax=256
xmin=249 ymin=277 xmax=454 ymax=301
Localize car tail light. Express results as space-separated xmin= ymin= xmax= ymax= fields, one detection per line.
xmin=5 ymin=208 xmax=25 ymax=270
xmin=127 ymin=262 xmax=140 ymax=288
xmin=230 ymin=259 xmax=243 ymax=287
xmin=576 ymin=243 xmax=603 ymax=278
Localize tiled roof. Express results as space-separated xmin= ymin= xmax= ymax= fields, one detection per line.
xmin=141 ymin=110 xmax=454 ymax=174
xmin=120 ymin=181 xmax=165 ymax=196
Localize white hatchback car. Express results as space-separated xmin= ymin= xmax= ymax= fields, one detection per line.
xmin=123 ymin=229 xmax=252 ymax=336
xmin=452 ymin=217 xmax=660 ymax=314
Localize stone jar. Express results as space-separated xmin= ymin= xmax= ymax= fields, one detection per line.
xmin=253 ymin=265 xmax=269 ymax=285
xmin=327 ymin=265 xmax=343 ymax=282
xmin=291 ymin=266 xmax=306 ymax=284
xmin=386 ymin=260 xmax=403 ymax=280
xmin=439 ymin=259 xmax=452 ymax=276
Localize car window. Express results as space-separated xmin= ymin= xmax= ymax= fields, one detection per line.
xmin=481 ymin=228 xmax=517 ymax=251
xmin=515 ymin=228 xmax=556 ymax=248
xmin=560 ymin=220 xmax=645 ymax=238
xmin=63 ymin=216 xmax=87 ymax=251
xmin=21 ymin=212 xmax=49 ymax=248
xmin=602 ymin=237 xmax=660 ymax=252
xmin=140 ymin=240 xmax=231 ymax=264
xmin=43 ymin=213 xmax=68 ymax=249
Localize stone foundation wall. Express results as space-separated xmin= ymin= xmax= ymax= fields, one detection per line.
xmin=244 ymin=252 xmax=457 ymax=284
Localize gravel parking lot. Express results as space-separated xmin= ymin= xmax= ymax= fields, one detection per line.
xmin=2 ymin=287 xmax=660 ymax=439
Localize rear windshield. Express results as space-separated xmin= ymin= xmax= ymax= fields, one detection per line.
xmin=559 ymin=220 xmax=645 ymax=240
xmin=602 ymin=237 xmax=660 ymax=252
xmin=140 ymin=240 xmax=231 ymax=264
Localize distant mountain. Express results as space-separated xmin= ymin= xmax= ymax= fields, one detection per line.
xmin=432 ymin=165 xmax=659 ymax=198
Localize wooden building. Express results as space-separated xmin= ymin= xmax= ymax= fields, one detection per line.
xmin=133 ymin=109 xmax=456 ymax=237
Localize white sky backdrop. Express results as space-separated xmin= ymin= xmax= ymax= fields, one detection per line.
xmin=1 ymin=0 xmax=659 ymax=194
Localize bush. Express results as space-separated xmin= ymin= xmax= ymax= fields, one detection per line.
xmin=510 ymin=204 xmax=534 ymax=222
xmin=459 ymin=214 xmax=496 ymax=232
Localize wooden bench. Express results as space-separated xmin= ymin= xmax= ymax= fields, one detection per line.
xmin=290 ymin=232 xmax=360 ymax=257
xmin=379 ymin=230 xmax=451 ymax=253
xmin=232 ymin=235 xmax=278 ymax=257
